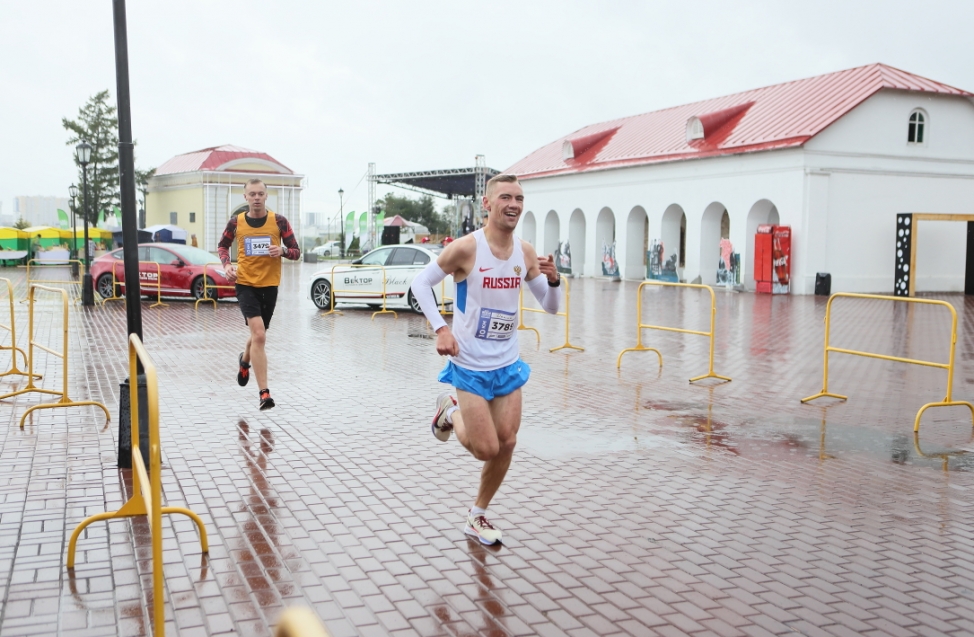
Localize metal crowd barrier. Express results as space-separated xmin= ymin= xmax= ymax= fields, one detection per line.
xmin=0 ymin=284 xmax=111 ymax=429
xmin=518 ymin=275 xmax=583 ymax=353
xmin=0 ymin=277 xmax=38 ymax=380
xmin=25 ymin=258 xmax=84 ymax=294
xmin=103 ymin=261 xmax=167 ymax=308
xmin=912 ymin=430 xmax=973 ymax=472
xmin=274 ymin=607 xmax=333 ymax=637
xmin=439 ymin=278 xmax=453 ymax=316
xmin=800 ymin=293 xmax=974 ymax=432
xmin=617 ymin=281 xmax=731 ymax=383
xmin=195 ymin=263 xmax=236 ymax=308
xmin=67 ymin=333 xmax=209 ymax=637
xmin=319 ymin=264 xmax=397 ymax=320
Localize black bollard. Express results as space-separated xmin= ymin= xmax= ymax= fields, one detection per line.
xmin=117 ymin=375 xmax=149 ymax=470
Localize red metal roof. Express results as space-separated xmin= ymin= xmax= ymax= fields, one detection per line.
xmin=507 ymin=64 xmax=972 ymax=180
xmin=155 ymin=145 xmax=294 ymax=176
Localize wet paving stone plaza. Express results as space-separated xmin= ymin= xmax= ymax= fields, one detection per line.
xmin=2 ymin=262 xmax=974 ymax=637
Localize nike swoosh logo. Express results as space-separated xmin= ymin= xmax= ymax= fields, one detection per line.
xmin=479 ymin=267 xmax=493 ymax=272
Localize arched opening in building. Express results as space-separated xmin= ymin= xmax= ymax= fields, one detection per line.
xmin=700 ymin=202 xmax=728 ymax=285
xmin=625 ymin=206 xmax=648 ymax=280
xmin=521 ymin=211 xmax=537 ymax=246
xmin=744 ymin=199 xmax=780 ymax=290
xmin=660 ymin=204 xmax=686 ymax=280
xmin=596 ymin=207 xmax=617 ymax=277
xmin=569 ymin=208 xmax=586 ymax=275
xmin=544 ymin=210 xmax=560 ymax=256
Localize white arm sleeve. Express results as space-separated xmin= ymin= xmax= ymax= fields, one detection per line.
xmin=526 ymin=275 xmax=561 ymax=314
xmin=411 ymin=262 xmax=449 ymax=331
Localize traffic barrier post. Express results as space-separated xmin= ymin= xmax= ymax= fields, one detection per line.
xmin=617 ymin=281 xmax=731 ymax=383
xmin=800 ymin=292 xmax=974 ymax=432
xmin=319 ymin=264 xmax=397 ymax=320
xmin=518 ymin=275 xmax=583 ymax=353
xmin=274 ymin=607 xmax=332 ymax=637
xmin=67 ymin=333 xmax=209 ymax=637
xmin=0 ymin=284 xmax=111 ymax=429
xmin=104 ymin=261 xmax=168 ymax=308
xmin=0 ymin=277 xmax=39 ymax=380
xmin=194 ymin=263 xmax=236 ymax=308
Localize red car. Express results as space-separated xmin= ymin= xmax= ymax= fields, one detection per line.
xmin=91 ymin=243 xmax=236 ymax=301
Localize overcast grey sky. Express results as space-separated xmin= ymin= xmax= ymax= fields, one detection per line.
xmin=3 ymin=0 xmax=972 ymax=219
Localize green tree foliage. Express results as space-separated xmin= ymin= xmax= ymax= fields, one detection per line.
xmin=376 ymin=193 xmax=448 ymax=235
xmin=13 ymin=217 xmax=30 ymax=230
xmin=63 ymin=91 xmax=120 ymax=226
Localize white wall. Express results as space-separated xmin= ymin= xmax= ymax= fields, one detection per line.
xmin=516 ymin=91 xmax=974 ymax=294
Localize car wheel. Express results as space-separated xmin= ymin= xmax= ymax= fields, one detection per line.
xmin=96 ymin=274 xmax=118 ymax=299
xmin=192 ymin=276 xmax=216 ymax=300
xmin=311 ymin=279 xmax=333 ymax=310
xmin=407 ymin=289 xmax=428 ymax=314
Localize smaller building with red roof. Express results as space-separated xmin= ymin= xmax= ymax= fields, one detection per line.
xmin=147 ymin=145 xmax=304 ymax=252
xmin=506 ymin=64 xmax=974 ymax=294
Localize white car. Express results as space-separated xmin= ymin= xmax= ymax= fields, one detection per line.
xmin=311 ymin=241 xmax=342 ymax=257
xmin=308 ymin=244 xmax=453 ymax=313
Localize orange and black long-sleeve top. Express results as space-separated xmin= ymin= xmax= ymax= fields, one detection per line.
xmin=217 ymin=213 xmax=300 ymax=267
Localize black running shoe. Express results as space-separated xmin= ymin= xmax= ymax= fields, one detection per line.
xmin=259 ymin=389 xmax=275 ymax=411
xmin=237 ymin=353 xmax=251 ymax=387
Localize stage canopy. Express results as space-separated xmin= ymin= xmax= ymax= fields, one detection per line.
xmin=374 ymin=166 xmax=501 ymax=199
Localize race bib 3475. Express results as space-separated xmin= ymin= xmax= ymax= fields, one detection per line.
xmin=244 ymin=235 xmax=272 ymax=256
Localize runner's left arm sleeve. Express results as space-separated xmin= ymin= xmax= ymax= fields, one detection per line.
xmin=526 ymin=275 xmax=561 ymax=314
xmin=276 ymin=216 xmax=301 ymax=260
xmin=411 ymin=263 xmax=449 ymax=331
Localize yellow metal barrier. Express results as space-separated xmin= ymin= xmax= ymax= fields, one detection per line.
xmin=617 ymin=281 xmax=731 ymax=383
xmin=25 ymin=258 xmax=84 ymax=290
xmin=0 ymin=285 xmax=111 ymax=429
xmin=800 ymin=293 xmax=974 ymax=432
xmin=518 ymin=275 xmax=583 ymax=353
xmin=1 ymin=277 xmax=39 ymax=380
xmin=439 ymin=278 xmax=453 ymax=316
xmin=103 ymin=260 xmax=167 ymax=308
xmin=912 ymin=430 xmax=974 ymax=472
xmin=194 ymin=263 xmax=236 ymax=308
xmin=319 ymin=264 xmax=397 ymax=320
xmin=274 ymin=607 xmax=333 ymax=637
xmin=67 ymin=333 xmax=209 ymax=637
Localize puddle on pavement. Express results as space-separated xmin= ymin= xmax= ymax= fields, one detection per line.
xmin=641 ymin=403 xmax=974 ymax=472
xmin=518 ymin=425 xmax=673 ymax=460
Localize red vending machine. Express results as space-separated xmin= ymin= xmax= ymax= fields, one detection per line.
xmin=754 ymin=225 xmax=791 ymax=294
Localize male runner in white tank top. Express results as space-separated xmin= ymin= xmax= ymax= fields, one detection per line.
xmin=410 ymin=174 xmax=561 ymax=544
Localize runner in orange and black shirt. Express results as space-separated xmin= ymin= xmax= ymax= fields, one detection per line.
xmin=218 ymin=178 xmax=300 ymax=410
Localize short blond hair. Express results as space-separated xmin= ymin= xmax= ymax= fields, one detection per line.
xmin=244 ymin=178 xmax=266 ymax=191
xmin=485 ymin=174 xmax=519 ymax=199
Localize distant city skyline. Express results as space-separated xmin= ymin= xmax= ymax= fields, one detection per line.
xmin=12 ymin=196 xmax=70 ymax=228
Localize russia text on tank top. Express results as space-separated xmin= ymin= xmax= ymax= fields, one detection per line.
xmin=451 ymin=229 xmax=526 ymax=372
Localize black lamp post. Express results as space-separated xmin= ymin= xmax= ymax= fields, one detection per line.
xmin=68 ymin=184 xmax=79 ymax=277
xmin=76 ymin=140 xmax=95 ymax=306
xmin=338 ymin=188 xmax=344 ymax=258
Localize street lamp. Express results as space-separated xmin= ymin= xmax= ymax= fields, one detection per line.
xmin=338 ymin=188 xmax=344 ymax=258
xmin=68 ymin=184 xmax=79 ymax=277
xmin=76 ymin=140 xmax=95 ymax=306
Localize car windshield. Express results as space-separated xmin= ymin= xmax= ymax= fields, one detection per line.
xmin=165 ymin=244 xmax=222 ymax=265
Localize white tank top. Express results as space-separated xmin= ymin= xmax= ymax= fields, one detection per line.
xmin=451 ymin=229 xmax=526 ymax=371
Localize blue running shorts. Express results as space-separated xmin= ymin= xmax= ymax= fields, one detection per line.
xmin=438 ymin=359 xmax=531 ymax=401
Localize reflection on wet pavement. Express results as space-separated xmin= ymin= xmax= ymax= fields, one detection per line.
xmin=3 ymin=266 xmax=974 ymax=636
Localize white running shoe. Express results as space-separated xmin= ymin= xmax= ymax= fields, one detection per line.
xmin=432 ymin=392 xmax=456 ymax=442
xmin=465 ymin=510 xmax=502 ymax=545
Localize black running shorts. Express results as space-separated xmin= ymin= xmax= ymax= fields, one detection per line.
xmin=235 ymin=284 xmax=279 ymax=329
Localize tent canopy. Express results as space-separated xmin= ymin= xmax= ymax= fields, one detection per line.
xmin=22 ymin=226 xmax=62 ymax=239
xmin=142 ymin=224 xmax=188 ymax=244
xmin=383 ymin=215 xmax=429 ymax=234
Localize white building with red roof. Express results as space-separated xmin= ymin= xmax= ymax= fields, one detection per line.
xmin=506 ymin=64 xmax=974 ymax=294
xmin=146 ymin=145 xmax=303 ymax=252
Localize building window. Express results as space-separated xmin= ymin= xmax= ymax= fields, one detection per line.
xmin=189 ymin=212 xmax=196 ymax=223
xmin=908 ymin=110 xmax=926 ymax=144
xmin=170 ymin=212 xmax=178 ymax=225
